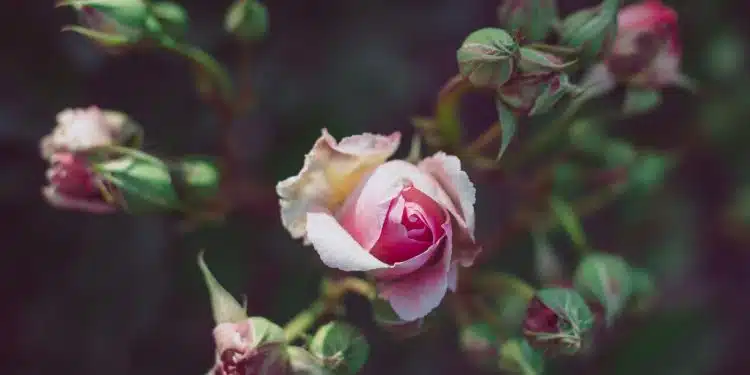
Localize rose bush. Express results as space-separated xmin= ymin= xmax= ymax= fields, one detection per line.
xmin=277 ymin=130 xmax=481 ymax=321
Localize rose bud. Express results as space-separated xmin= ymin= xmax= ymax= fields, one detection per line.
xmin=211 ymin=318 xmax=290 ymax=375
xmin=56 ymin=0 xmax=152 ymax=52
xmin=42 ymin=152 xmax=118 ymax=213
xmin=522 ymin=288 xmax=596 ymax=356
xmin=39 ymin=106 xmax=143 ymax=213
xmin=40 ymin=106 xmax=143 ymax=160
xmin=277 ymin=130 xmax=481 ymax=322
xmin=581 ymin=0 xmax=694 ymax=95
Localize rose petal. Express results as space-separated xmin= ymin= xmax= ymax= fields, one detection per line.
xmin=42 ymin=186 xmax=116 ymax=214
xmin=336 ymin=160 xmax=453 ymax=249
xmin=617 ymin=0 xmax=677 ymax=31
xmin=418 ymin=153 xmax=481 ymax=266
xmin=306 ymin=212 xmax=388 ymax=272
xmin=370 ymin=214 xmax=447 ymax=280
xmin=447 ymin=264 xmax=458 ymax=292
xmin=277 ymin=129 xmax=401 ymax=240
xmin=377 ymin=222 xmax=453 ymax=322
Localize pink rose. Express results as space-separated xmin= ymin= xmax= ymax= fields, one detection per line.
xmin=277 ymin=130 xmax=481 ymax=321
xmin=582 ymin=0 xmax=689 ymax=93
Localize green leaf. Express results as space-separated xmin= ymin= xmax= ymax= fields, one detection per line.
xmin=496 ymin=100 xmax=518 ymax=160
xmin=309 ymin=321 xmax=369 ymax=375
xmin=225 ymin=0 xmax=269 ymax=42
xmin=535 ymin=288 xmax=594 ymax=352
xmin=197 ymin=250 xmax=248 ymax=324
xmin=529 ymin=73 xmax=571 ymax=116
xmin=518 ymin=47 xmax=575 ymax=72
xmin=94 ymin=156 xmax=180 ymax=212
xmin=457 ymin=28 xmax=518 ymax=88
xmin=288 ymin=346 xmax=334 ymax=375
xmin=549 ymin=196 xmax=587 ymax=249
xmin=498 ymin=338 xmax=544 ymax=375
xmin=560 ymin=0 xmax=622 ymax=61
xmin=627 ymin=154 xmax=673 ymax=195
xmin=459 ymin=323 xmax=499 ymax=369
xmin=249 ymin=317 xmax=286 ymax=345
xmin=149 ymin=1 xmax=189 ymax=41
xmin=530 ymin=228 xmax=564 ymax=286
xmin=61 ymin=25 xmax=132 ymax=46
xmin=371 ymin=299 xmax=425 ymax=339
xmin=498 ymin=0 xmax=558 ymax=43
xmin=574 ymin=253 xmax=633 ymax=323
xmin=623 ymin=88 xmax=662 ymax=115
xmin=629 ymin=267 xmax=655 ymax=312
xmin=178 ymin=156 xmax=221 ymax=203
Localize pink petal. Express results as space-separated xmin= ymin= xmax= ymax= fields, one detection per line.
xmin=418 ymin=153 xmax=481 ymax=266
xmin=277 ymin=129 xmax=401 ymax=241
xmin=618 ymin=0 xmax=677 ymax=31
xmin=42 ymin=186 xmax=116 ymax=214
xmin=306 ymin=212 xmax=388 ymax=272
xmin=377 ymin=223 xmax=453 ymax=322
xmin=336 ymin=160 xmax=451 ymax=250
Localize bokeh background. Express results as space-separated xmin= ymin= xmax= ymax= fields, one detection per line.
xmin=1 ymin=0 xmax=749 ymax=374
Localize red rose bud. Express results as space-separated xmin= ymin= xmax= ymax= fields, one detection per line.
xmin=42 ymin=152 xmax=119 ymax=214
xmin=580 ymin=0 xmax=695 ymax=96
xmin=497 ymin=0 xmax=558 ymax=43
xmin=522 ymin=288 xmax=597 ymax=355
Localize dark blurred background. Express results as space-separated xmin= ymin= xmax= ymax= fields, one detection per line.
xmin=1 ymin=0 xmax=749 ymax=374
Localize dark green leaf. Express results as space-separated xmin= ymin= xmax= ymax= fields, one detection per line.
xmin=549 ymin=196 xmax=587 ymax=249
xmin=623 ymin=88 xmax=662 ymax=115
xmin=498 ymin=338 xmax=544 ymax=375
xmin=309 ymin=321 xmax=369 ymax=375
xmin=496 ymin=100 xmax=518 ymax=159
xmin=574 ymin=253 xmax=632 ymax=323
xmin=225 ymin=0 xmax=269 ymax=42
xmin=536 ymin=288 xmax=594 ymax=348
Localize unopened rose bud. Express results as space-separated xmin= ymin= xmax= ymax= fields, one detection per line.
xmin=40 ymin=106 xmax=143 ymax=214
xmin=497 ymin=0 xmax=558 ymax=43
xmin=580 ymin=0 xmax=694 ymax=99
xmin=522 ymin=288 xmax=595 ymax=355
xmin=211 ymin=318 xmax=290 ymax=375
xmin=457 ymin=28 xmax=518 ymax=88
xmin=497 ymin=71 xmax=571 ymax=116
xmin=57 ymin=0 xmax=152 ymax=51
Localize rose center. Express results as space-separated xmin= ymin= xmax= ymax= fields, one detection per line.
xmin=369 ymin=184 xmax=446 ymax=265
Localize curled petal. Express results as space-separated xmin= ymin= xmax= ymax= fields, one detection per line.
xmin=306 ymin=212 xmax=389 ymax=272
xmin=418 ymin=153 xmax=481 ymax=266
xmin=42 ymin=186 xmax=116 ymax=214
xmin=336 ymin=160 xmax=452 ymax=250
xmin=377 ymin=220 xmax=453 ymax=322
xmin=277 ymin=129 xmax=401 ymax=240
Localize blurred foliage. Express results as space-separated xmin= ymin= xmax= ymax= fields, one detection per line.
xmin=1 ymin=0 xmax=750 ymax=375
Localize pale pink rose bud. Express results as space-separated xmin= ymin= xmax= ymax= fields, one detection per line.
xmin=211 ymin=319 xmax=290 ymax=375
xmin=277 ymin=130 xmax=482 ymax=322
xmin=40 ymin=106 xmax=143 ymax=160
xmin=581 ymin=0 xmax=691 ymax=94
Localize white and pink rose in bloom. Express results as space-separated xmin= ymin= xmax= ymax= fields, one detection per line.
xmin=582 ymin=0 xmax=692 ymax=93
xmin=277 ymin=130 xmax=481 ymax=322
